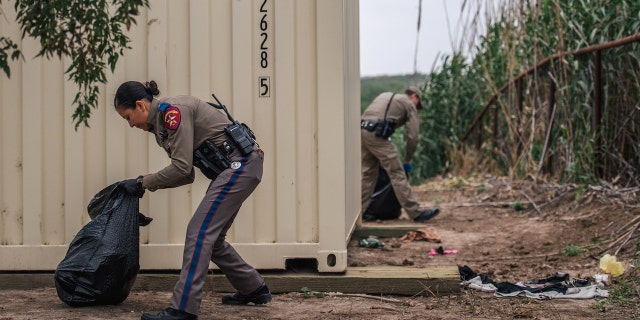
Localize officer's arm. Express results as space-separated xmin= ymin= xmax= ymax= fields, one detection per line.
xmin=144 ymin=106 xmax=196 ymax=190
xmin=404 ymin=104 xmax=420 ymax=163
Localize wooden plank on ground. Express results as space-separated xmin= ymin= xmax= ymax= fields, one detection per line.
xmin=0 ymin=266 xmax=460 ymax=297
xmin=224 ymin=266 xmax=460 ymax=296
xmin=0 ymin=273 xmax=55 ymax=290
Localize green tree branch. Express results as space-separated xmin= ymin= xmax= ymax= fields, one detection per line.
xmin=0 ymin=0 xmax=149 ymax=129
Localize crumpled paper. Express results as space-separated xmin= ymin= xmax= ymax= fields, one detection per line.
xmin=599 ymin=254 xmax=624 ymax=277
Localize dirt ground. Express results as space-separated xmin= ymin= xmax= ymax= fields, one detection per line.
xmin=1 ymin=175 xmax=640 ymax=319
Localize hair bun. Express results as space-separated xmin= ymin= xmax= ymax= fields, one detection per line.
xmin=145 ymin=80 xmax=160 ymax=96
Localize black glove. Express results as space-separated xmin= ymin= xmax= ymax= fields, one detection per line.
xmin=123 ymin=176 xmax=145 ymax=198
xmin=137 ymin=212 xmax=153 ymax=226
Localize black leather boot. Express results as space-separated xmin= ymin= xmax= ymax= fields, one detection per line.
xmin=413 ymin=208 xmax=440 ymax=222
xmin=221 ymin=283 xmax=272 ymax=305
xmin=141 ymin=307 xmax=197 ymax=320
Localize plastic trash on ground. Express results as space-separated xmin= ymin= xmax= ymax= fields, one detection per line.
xmin=359 ymin=236 xmax=385 ymax=248
xmin=429 ymin=246 xmax=458 ymax=255
xmin=599 ymin=254 xmax=624 ymax=277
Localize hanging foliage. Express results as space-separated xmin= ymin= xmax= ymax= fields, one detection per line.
xmin=0 ymin=0 xmax=150 ymax=129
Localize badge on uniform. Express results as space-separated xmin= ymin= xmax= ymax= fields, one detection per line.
xmin=164 ymin=106 xmax=181 ymax=130
xmin=231 ymin=162 xmax=242 ymax=170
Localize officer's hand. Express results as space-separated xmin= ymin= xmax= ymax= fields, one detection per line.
xmin=402 ymin=162 xmax=413 ymax=174
xmin=123 ymin=176 xmax=145 ymax=198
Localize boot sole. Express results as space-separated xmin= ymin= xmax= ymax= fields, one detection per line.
xmin=221 ymin=293 xmax=272 ymax=305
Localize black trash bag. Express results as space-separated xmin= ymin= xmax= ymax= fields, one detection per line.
xmin=364 ymin=166 xmax=402 ymax=220
xmin=54 ymin=181 xmax=152 ymax=307
xmin=87 ymin=182 xmax=153 ymax=226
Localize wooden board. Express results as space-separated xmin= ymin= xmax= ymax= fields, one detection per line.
xmin=0 ymin=266 xmax=460 ymax=297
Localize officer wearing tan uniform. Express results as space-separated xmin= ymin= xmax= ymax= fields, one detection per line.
xmin=114 ymin=81 xmax=271 ymax=320
xmin=360 ymin=86 xmax=440 ymax=222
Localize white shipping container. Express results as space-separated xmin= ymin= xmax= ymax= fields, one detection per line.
xmin=0 ymin=0 xmax=360 ymax=272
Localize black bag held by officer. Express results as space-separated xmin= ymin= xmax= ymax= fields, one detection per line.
xmin=54 ymin=181 xmax=152 ymax=307
xmin=363 ymin=166 xmax=402 ymax=221
xmin=193 ymin=93 xmax=258 ymax=180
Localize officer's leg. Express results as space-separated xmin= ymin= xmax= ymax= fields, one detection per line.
xmin=361 ymin=132 xmax=380 ymax=213
xmin=208 ymin=207 xmax=263 ymax=294
xmin=169 ymin=153 xmax=262 ymax=314
xmin=366 ymin=136 xmax=421 ymax=218
xmin=210 ymin=150 xmax=264 ymax=293
xmin=168 ymin=183 xmax=228 ymax=315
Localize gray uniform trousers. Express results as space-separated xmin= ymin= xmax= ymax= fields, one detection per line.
xmin=169 ymin=148 xmax=265 ymax=315
xmin=361 ymin=130 xmax=421 ymax=219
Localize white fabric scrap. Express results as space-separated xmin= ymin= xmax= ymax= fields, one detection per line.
xmin=494 ymin=285 xmax=609 ymax=300
xmin=462 ymin=276 xmax=609 ymax=300
xmin=461 ymin=276 xmax=497 ymax=293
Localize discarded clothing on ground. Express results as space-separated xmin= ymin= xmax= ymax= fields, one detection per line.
xmin=400 ymin=228 xmax=442 ymax=243
xmin=459 ymin=265 xmax=608 ymax=299
xmin=54 ymin=181 xmax=152 ymax=307
xmin=359 ymin=236 xmax=385 ymax=248
xmin=495 ymin=285 xmax=608 ymax=299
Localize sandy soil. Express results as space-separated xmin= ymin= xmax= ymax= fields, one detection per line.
xmin=1 ymin=175 xmax=639 ymax=319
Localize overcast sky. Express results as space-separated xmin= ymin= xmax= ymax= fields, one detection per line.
xmin=359 ymin=0 xmax=468 ymax=77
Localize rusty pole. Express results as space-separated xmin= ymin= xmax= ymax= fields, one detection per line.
xmin=493 ymin=100 xmax=498 ymax=147
xmin=476 ymin=115 xmax=483 ymax=150
xmin=516 ymin=79 xmax=524 ymax=158
xmin=545 ymin=80 xmax=556 ymax=174
xmin=594 ymin=50 xmax=603 ymax=179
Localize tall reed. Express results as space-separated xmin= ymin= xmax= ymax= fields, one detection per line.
xmin=416 ymin=0 xmax=640 ymax=187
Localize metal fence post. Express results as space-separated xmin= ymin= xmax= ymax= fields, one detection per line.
xmin=476 ymin=114 xmax=483 ymax=150
xmin=516 ymin=78 xmax=524 ymax=158
xmin=492 ymin=100 xmax=498 ymax=147
xmin=594 ymin=50 xmax=603 ymax=179
xmin=545 ymin=80 xmax=556 ymax=174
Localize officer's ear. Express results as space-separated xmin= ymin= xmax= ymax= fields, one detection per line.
xmin=135 ymin=99 xmax=148 ymax=112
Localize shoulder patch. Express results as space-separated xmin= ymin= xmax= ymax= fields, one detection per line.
xmin=158 ymin=102 xmax=170 ymax=112
xmin=164 ymin=106 xmax=181 ymax=130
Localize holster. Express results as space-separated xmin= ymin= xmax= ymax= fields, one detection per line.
xmin=193 ymin=140 xmax=231 ymax=180
xmin=225 ymin=123 xmax=256 ymax=156
xmin=374 ymin=119 xmax=396 ymax=138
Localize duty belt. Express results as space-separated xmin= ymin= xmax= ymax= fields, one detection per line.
xmin=360 ymin=120 xmax=377 ymax=132
xmin=219 ymin=139 xmax=236 ymax=154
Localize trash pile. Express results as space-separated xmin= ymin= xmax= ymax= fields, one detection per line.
xmin=358 ymin=229 xmax=459 ymax=255
xmin=460 ymin=253 xmax=627 ymax=300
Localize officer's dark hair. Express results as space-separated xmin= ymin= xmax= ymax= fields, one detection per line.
xmin=114 ymin=80 xmax=160 ymax=109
